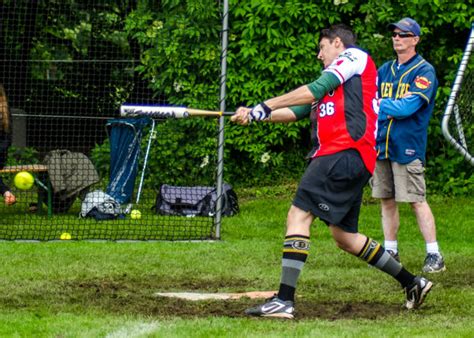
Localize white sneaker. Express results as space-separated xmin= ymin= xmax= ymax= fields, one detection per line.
xmin=422 ymin=253 xmax=446 ymax=273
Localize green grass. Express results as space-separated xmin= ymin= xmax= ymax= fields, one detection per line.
xmin=0 ymin=187 xmax=473 ymax=337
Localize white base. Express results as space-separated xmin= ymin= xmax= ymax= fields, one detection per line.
xmin=155 ymin=291 xmax=276 ymax=301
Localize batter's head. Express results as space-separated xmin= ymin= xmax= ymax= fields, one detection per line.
xmin=319 ymin=24 xmax=356 ymax=48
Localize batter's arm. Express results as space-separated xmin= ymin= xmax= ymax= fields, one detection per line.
xmin=264 ymin=72 xmax=340 ymax=111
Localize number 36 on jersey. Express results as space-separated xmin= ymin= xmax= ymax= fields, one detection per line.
xmin=318 ymin=102 xmax=335 ymax=117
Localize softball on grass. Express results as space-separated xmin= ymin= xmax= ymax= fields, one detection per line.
xmin=131 ymin=209 xmax=141 ymax=220
xmin=60 ymin=232 xmax=72 ymax=240
xmin=14 ymin=171 xmax=35 ymax=190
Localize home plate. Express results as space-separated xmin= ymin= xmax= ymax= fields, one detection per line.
xmin=155 ymin=291 xmax=276 ymax=301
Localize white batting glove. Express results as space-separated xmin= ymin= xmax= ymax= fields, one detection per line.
xmin=249 ymin=102 xmax=272 ymax=122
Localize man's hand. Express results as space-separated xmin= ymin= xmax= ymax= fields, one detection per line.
xmin=230 ymin=106 xmax=252 ymax=125
xmin=3 ymin=191 xmax=16 ymax=206
xmin=372 ymin=98 xmax=381 ymax=115
xmin=374 ymin=98 xmax=394 ymax=120
xmin=230 ymin=102 xmax=272 ymax=125
xmin=249 ymin=102 xmax=272 ymax=122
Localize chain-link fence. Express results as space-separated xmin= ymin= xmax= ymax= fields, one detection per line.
xmin=0 ymin=1 xmax=229 ymax=241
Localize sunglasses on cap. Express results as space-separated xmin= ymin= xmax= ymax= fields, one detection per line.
xmin=392 ymin=31 xmax=415 ymax=38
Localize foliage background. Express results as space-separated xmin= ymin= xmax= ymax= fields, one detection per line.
xmin=116 ymin=0 xmax=474 ymax=194
xmin=2 ymin=0 xmax=473 ymax=194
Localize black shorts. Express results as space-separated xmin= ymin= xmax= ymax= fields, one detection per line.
xmin=292 ymin=149 xmax=371 ymax=233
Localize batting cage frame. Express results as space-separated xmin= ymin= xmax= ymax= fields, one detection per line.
xmin=0 ymin=1 xmax=232 ymax=241
xmin=442 ymin=22 xmax=474 ymax=166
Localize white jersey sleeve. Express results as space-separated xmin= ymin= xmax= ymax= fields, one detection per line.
xmin=323 ymin=48 xmax=368 ymax=84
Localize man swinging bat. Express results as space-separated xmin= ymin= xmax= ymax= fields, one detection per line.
xmin=231 ymin=24 xmax=433 ymax=319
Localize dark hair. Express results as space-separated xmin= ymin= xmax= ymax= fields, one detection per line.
xmin=320 ymin=24 xmax=356 ymax=47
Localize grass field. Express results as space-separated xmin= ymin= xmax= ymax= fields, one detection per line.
xmin=0 ymin=186 xmax=473 ymax=337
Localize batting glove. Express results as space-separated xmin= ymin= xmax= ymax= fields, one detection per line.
xmin=249 ymin=102 xmax=272 ymax=122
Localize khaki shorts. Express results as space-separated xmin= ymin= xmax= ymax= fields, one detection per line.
xmin=370 ymin=159 xmax=426 ymax=203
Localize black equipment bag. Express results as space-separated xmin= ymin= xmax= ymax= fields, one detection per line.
xmin=154 ymin=184 xmax=239 ymax=217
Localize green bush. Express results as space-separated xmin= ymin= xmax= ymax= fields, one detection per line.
xmin=103 ymin=0 xmax=473 ymax=193
xmin=6 ymin=146 xmax=40 ymax=166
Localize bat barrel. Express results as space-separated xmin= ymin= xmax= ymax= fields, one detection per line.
xmin=120 ymin=105 xmax=189 ymax=119
xmin=120 ymin=105 xmax=234 ymax=119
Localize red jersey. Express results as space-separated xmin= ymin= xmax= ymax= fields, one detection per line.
xmin=311 ymin=47 xmax=378 ymax=173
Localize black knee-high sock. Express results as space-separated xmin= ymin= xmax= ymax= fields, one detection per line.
xmin=357 ymin=237 xmax=415 ymax=288
xmin=277 ymin=235 xmax=310 ymax=302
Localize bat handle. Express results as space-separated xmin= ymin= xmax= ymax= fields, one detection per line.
xmin=186 ymin=108 xmax=234 ymax=117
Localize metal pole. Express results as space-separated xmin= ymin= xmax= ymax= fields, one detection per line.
xmin=215 ymin=0 xmax=229 ymax=239
xmin=441 ymin=23 xmax=474 ymax=165
xmin=136 ymin=119 xmax=156 ymax=203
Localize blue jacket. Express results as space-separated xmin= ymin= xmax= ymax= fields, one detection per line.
xmin=376 ymin=54 xmax=438 ymax=164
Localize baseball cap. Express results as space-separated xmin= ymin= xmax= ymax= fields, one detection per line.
xmin=388 ymin=17 xmax=421 ymax=36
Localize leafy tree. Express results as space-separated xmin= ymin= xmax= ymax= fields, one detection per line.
xmin=3 ymin=0 xmax=472 ymax=194
xmin=122 ymin=0 xmax=473 ymax=193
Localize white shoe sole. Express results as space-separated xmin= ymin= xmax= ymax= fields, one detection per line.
xmin=262 ymin=312 xmax=294 ymax=319
xmin=423 ymin=265 xmax=447 ymax=273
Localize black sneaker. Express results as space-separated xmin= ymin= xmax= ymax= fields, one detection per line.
xmin=387 ymin=249 xmax=401 ymax=263
xmin=422 ymin=253 xmax=446 ymax=273
xmin=245 ymin=295 xmax=294 ymax=319
xmin=405 ymin=276 xmax=433 ymax=309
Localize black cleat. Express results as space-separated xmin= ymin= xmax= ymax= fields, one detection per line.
xmin=405 ymin=276 xmax=433 ymax=309
xmin=245 ymin=295 xmax=294 ymax=319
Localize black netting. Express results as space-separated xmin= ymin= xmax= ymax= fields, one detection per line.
xmin=0 ymin=1 xmax=225 ymax=241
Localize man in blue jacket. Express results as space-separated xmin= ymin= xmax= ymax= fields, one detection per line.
xmin=372 ymin=18 xmax=445 ymax=273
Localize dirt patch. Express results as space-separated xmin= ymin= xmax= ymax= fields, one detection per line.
xmin=58 ymin=275 xmax=403 ymax=320
xmin=0 ymin=274 xmax=404 ymax=320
